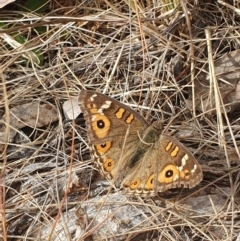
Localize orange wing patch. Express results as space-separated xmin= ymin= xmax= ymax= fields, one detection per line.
xmin=125 ymin=113 xmax=134 ymax=124
xmin=170 ymin=146 xmax=179 ymax=157
xmin=145 ymin=174 xmax=154 ymax=190
xmin=158 ymin=164 xmax=179 ymax=184
xmin=125 ymin=178 xmax=141 ymax=190
xmin=115 ymin=108 xmax=125 ymax=119
xmin=91 ymin=114 xmax=111 ymax=139
xmin=95 ymin=141 xmax=111 ymax=154
xmin=103 ymin=158 xmax=114 ymax=172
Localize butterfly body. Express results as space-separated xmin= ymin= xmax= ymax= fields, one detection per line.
xmin=79 ymin=90 xmax=202 ymax=196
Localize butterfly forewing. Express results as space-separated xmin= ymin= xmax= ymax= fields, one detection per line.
xmin=154 ymin=134 xmax=203 ymax=192
xmin=79 ymin=90 xmax=149 ymax=182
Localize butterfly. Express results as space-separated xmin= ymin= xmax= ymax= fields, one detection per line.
xmin=79 ymin=90 xmax=202 ymax=196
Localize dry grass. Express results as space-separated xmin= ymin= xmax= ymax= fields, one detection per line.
xmin=1 ymin=0 xmax=240 ymax=240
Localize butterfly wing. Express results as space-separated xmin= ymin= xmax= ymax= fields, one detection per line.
xmin=122 ymin=130 xmax=202 ymax=195
xmin=155 ymin=134 xmax=202 ymax=192
xmin=78 ymin=90 xmax=148 ymax=181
